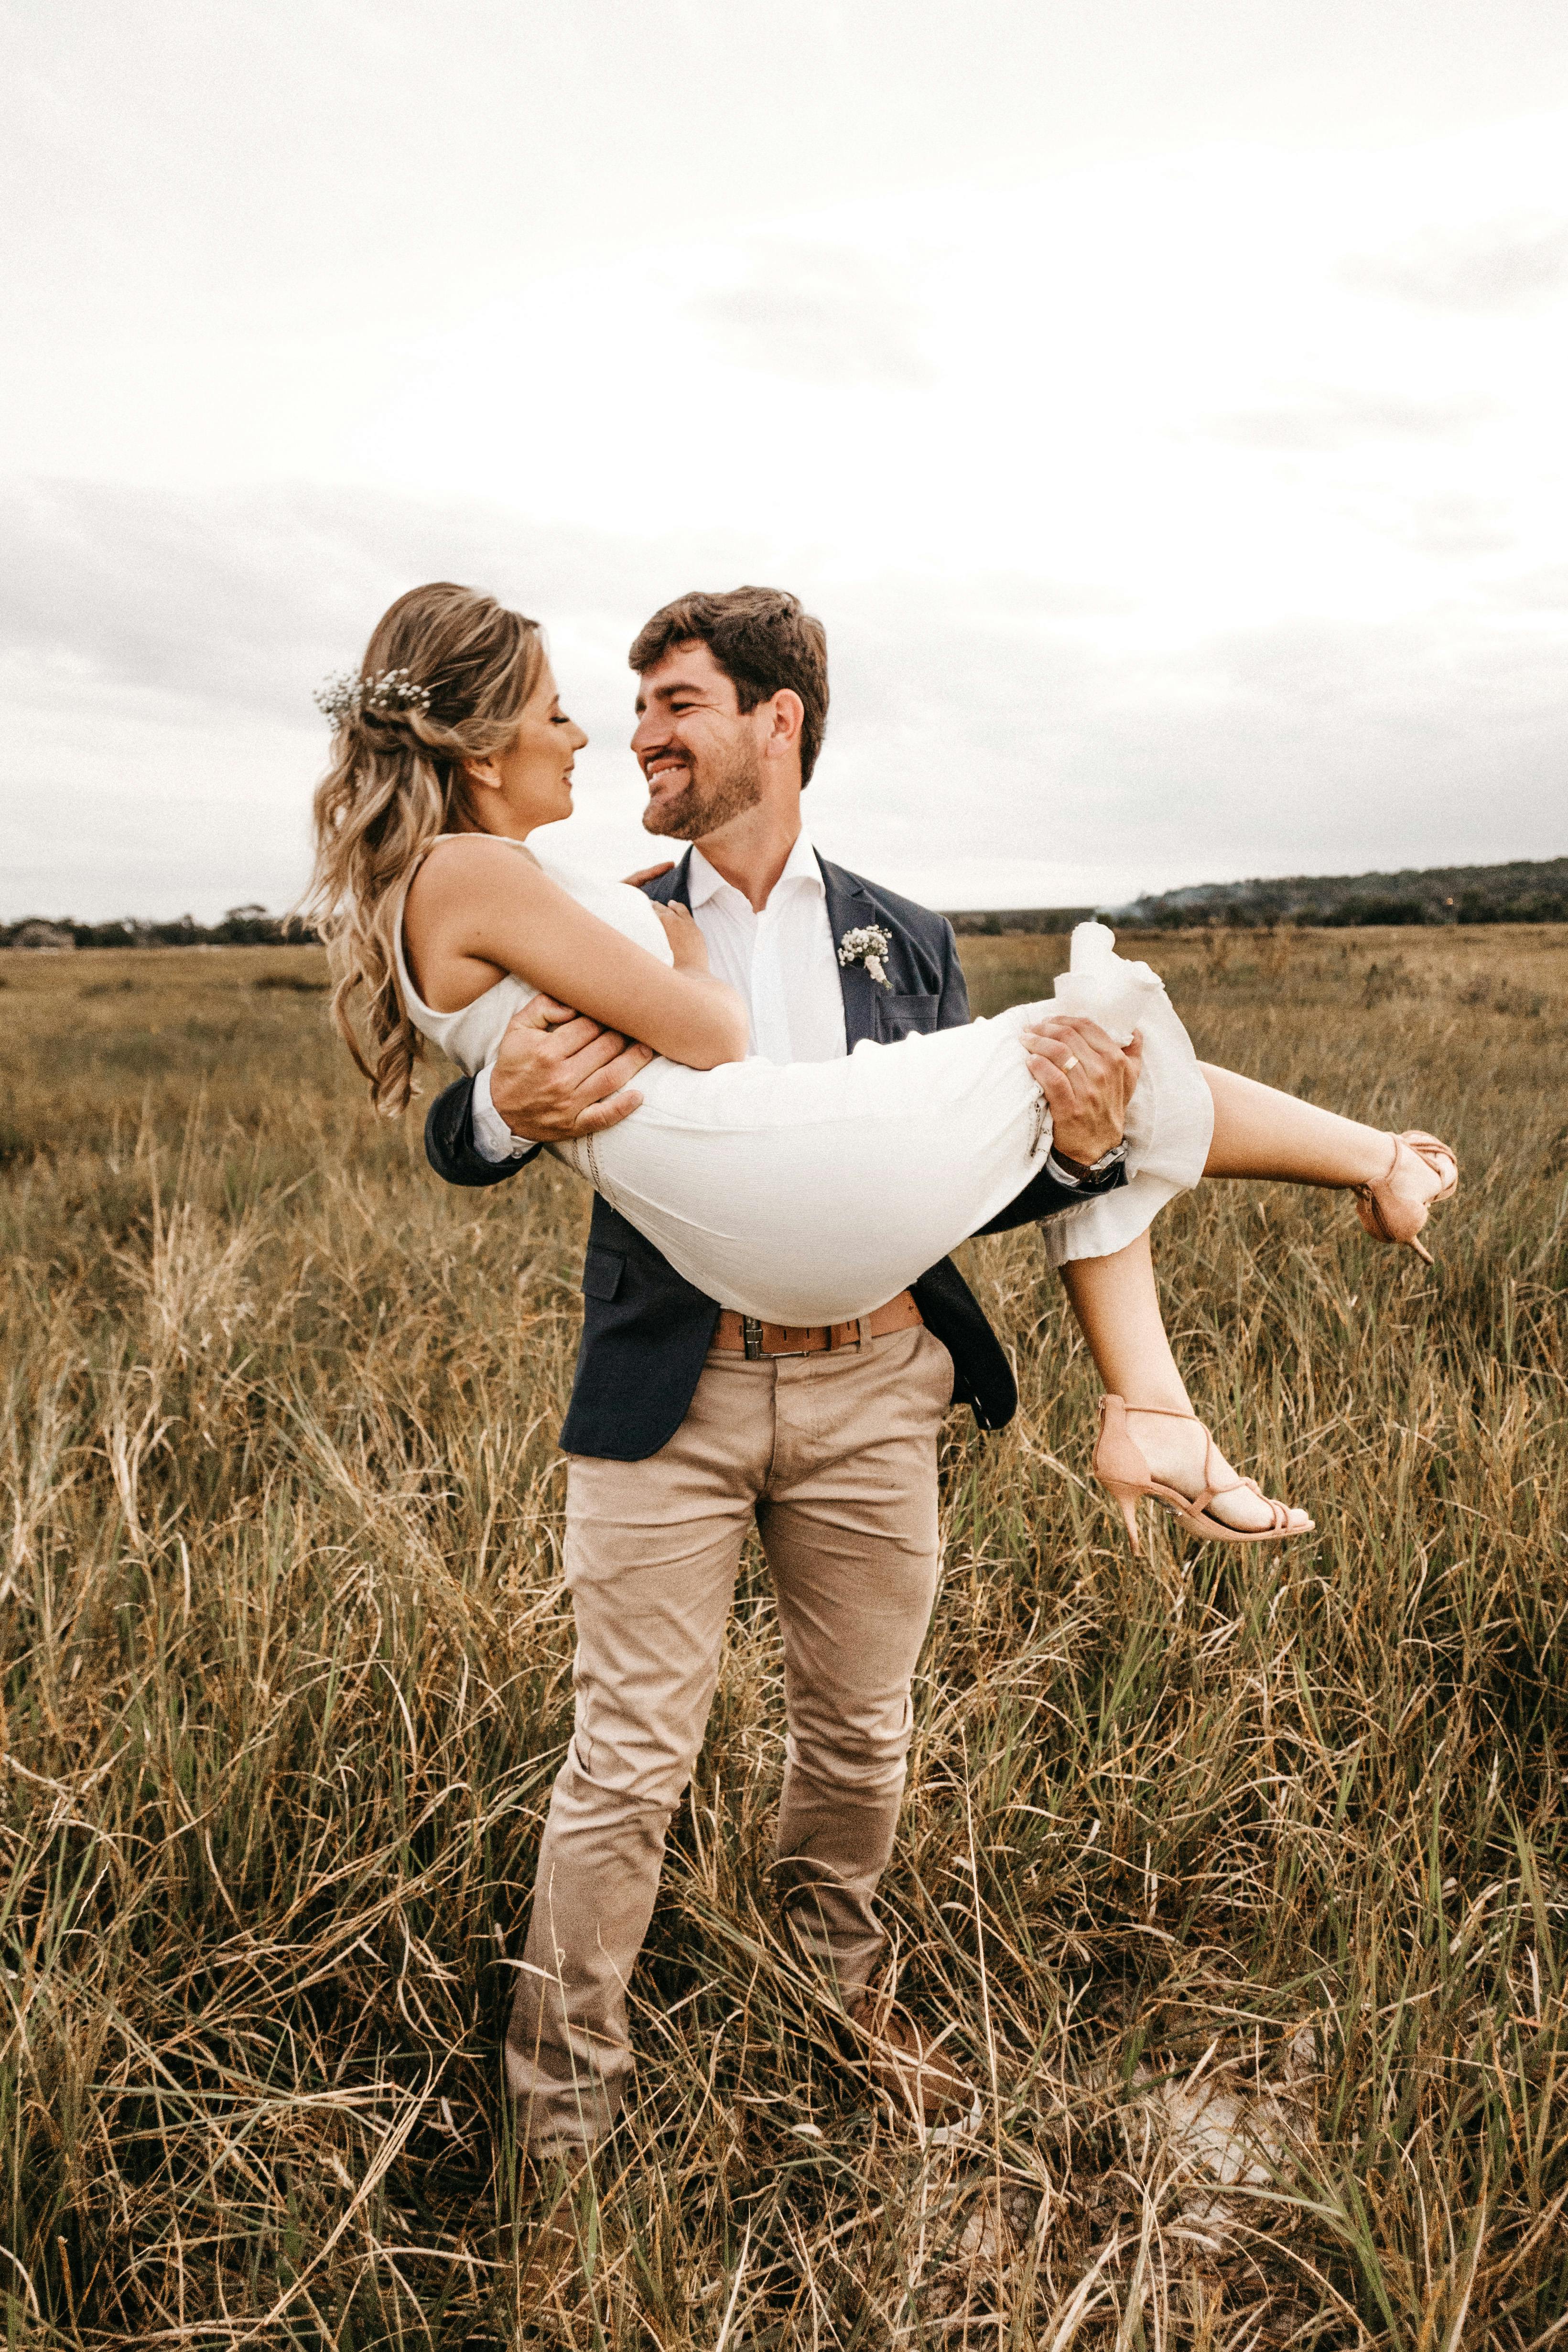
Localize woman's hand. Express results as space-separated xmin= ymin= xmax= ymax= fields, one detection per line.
xmin=654 ymin=903 xmax=710 ymax=972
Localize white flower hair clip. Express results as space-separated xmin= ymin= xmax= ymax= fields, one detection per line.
xmin=838 ymin=923 xmax=893 ymax=989
xmin=314 ymin=666 xmax=433 ymax=725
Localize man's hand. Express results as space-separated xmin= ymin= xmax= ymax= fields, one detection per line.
xmin=1020 ymin=1015 xmax=1142 ymax=1168
xmin=490 ymin=994 xmax=654 ymax=1145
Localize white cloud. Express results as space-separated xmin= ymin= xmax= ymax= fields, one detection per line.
xmin=690 ymin=244 xmax=934 ymax=388
xmin=1342 ymin=216 xmax=1568 ymax=312
xmin=1207 ymin=390 xmax=1500 ymax=451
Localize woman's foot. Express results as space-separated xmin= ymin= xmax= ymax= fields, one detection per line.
xmin=1124 ymin=1407 xmax=1313 ymax=1535
xmin=1353 ymin=1131 xmax=1458 ymax=1265
xmin=1092 ymin=1396 xmax=1314 ymax=1547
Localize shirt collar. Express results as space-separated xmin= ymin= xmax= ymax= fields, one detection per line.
xmin=687 ymin=828 xmax=822 ymax=912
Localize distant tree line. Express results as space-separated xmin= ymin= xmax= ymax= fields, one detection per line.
xmin=0 ymin=905 xmax=317 ymax=950
xmin=943 ymin=858 xmax=1568 ymax=934
xmin=945 ymin=906 xmax=1097 ymax=936
xmin=1107 ymin=855 xmax=1568 ymax=931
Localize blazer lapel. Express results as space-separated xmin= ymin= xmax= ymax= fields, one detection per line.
xmin=817 ymin=854 xmax=880 ymax=1048
xmin=643 ymin=852 xmax=694 ymax=910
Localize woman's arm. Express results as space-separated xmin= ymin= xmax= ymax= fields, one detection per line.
xmin=402 ymin=839 xmax=750 ymax=1069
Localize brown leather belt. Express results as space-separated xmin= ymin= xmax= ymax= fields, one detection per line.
xmin=711 ymin=1289 xmax=923 ymax=1360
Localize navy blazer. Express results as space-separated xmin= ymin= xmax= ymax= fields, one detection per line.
xmin=423 ymin=850 xmax=1118 ymax=1459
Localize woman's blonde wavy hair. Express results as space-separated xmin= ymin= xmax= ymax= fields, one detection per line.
xmin=303 ymin=583 xmax=543 ymax=1115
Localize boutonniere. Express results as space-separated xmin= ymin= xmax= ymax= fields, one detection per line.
xmin=838 ymin=923 xmax=893 ymax=989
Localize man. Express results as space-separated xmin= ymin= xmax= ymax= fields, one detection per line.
xmin=425 ymin=587 xmax=1137 ymax=2158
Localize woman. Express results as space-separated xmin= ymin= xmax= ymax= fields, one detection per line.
xmin=304 ymin=585 xmax=1456 ymax=1547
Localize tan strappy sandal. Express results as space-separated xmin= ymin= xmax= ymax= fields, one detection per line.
xmin=1092 ymin=1395 xmax=1312 ymax=1553
xmin=1353 ymin=1131 xmax=1458 ymax=1266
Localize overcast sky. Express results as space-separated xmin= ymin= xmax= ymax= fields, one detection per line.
xmin=4 ymin=0 xmax=1566 ymax=919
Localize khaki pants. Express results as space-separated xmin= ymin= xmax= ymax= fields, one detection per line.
xmin=505 ymin=1324 xmax=954 ymax=2155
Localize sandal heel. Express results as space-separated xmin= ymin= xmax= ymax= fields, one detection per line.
xmin=1105 ymin=1486 xmax=1142 ymax=1554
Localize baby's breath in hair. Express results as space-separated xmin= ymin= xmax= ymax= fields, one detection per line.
xmin=313 ymin=666 xmax=433 ymax=725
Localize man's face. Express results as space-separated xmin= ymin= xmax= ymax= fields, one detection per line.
xmin=631 ymin=640 xmax=766 ymax=841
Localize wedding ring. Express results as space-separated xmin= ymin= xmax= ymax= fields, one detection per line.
xmin=1062 ymin=1054 xmax=1080 ymax=1072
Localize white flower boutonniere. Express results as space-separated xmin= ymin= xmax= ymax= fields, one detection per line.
xmin=838 ymin=923 xmax=893 ymax=989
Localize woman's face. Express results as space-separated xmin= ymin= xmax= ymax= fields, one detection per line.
xmin=464 ymin=660 xmax=588 ymax=835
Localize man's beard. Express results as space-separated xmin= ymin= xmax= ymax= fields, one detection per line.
xmin=642 ymin=743 xmax=763 ymax=841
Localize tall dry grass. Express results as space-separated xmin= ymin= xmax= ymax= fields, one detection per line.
xmin=1 ymin=927 xmax=1564 ymax=2348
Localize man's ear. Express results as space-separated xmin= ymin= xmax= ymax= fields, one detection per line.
xmin=761 ymin=690 xmax=805 ymax=760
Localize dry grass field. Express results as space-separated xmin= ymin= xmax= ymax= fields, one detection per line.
xmin=1 ymin=925 xmax=1565 ymax=2349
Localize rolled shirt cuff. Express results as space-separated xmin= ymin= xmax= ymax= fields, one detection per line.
xmin=472 ymin=1062 xmax=539 ymax=1162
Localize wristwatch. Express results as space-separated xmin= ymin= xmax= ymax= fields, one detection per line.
xmin=1044 ymin=1139 xmax=1128 ymax=1193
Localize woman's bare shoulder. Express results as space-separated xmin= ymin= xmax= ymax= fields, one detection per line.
xmin=407 ymin=834 xmax=543 ymax=907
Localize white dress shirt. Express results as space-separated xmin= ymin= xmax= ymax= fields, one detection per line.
xmin=471 ymin=828 xmax=845 ymax=1159
xmin=685 ymin=828 xmax=846 ymax=1065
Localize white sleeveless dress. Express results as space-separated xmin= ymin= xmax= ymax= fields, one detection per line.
xmin=394 ymin=841 xmax=1214 ymax=1324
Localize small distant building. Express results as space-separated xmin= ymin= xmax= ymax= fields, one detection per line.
xmin=10 ymin=922 xmax=76 ymax=952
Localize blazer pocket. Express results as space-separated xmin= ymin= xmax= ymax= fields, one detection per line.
xmin=876 ymin=991 xmax=940 ymax=1041
xmin=581 ymin=1246 xmax=626 ymax=1303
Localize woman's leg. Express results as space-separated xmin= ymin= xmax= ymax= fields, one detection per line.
xmin=1054 ymin=1060 xmax=1451 ymax=1537
xmin=1200 ymin=1064 xmax=1391 ymax=1186
xmin=1058 ymin=1230 xmax=1310 ymax=1534
xmin=1057 ymin=1230 xmax=1192 ymax=1414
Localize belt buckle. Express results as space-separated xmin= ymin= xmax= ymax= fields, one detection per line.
xmin=741 ymin=1316 xmax=864 ymax=1360
xmin=743 ymin=1315 xmax=828 ymax=1360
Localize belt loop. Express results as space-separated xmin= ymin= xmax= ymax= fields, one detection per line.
xmin=743 ymin=1316 xmax=764 ymax=1361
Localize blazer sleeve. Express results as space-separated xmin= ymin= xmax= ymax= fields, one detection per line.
xmin=973 ymin=1154 xmax=1127 ymax=1234
xmin=424 ymin=1073 xmax=543 ymax=1189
